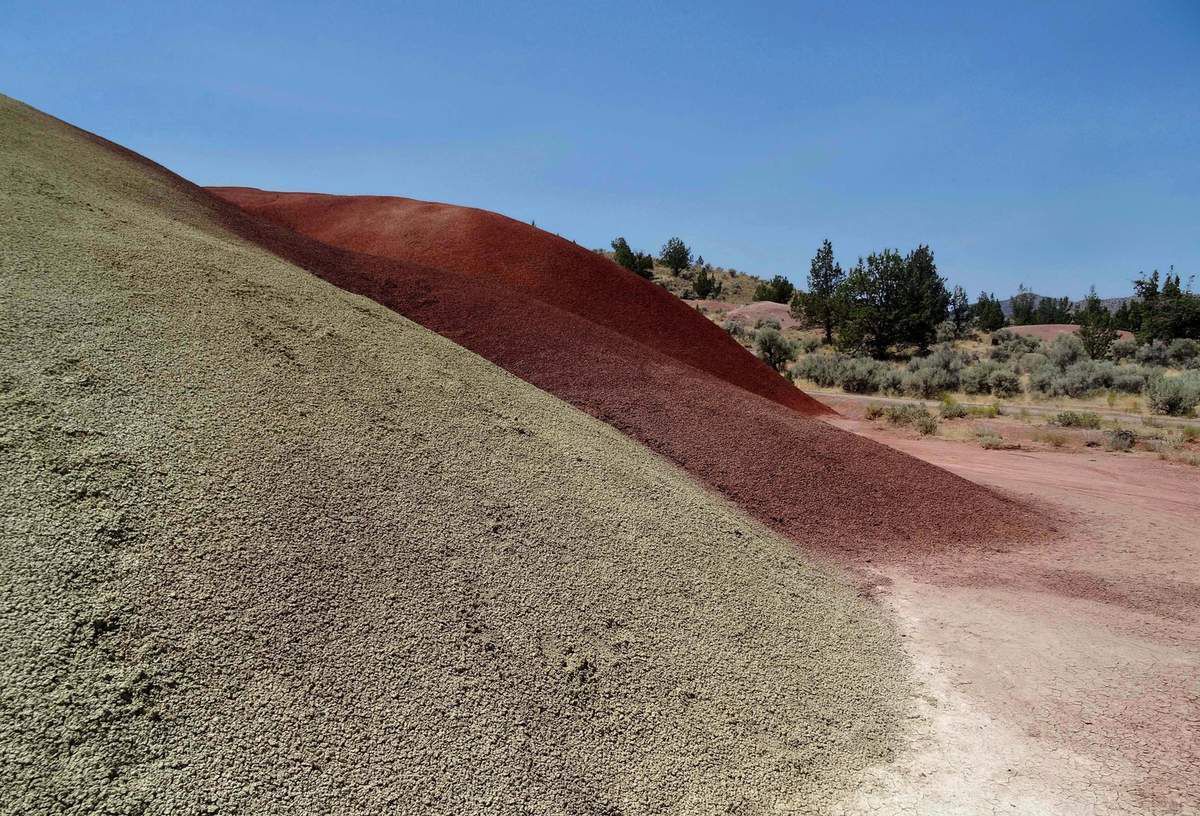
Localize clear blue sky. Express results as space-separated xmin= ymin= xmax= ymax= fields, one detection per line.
xmin=4 ymin=1 xmax=1198 ymax=298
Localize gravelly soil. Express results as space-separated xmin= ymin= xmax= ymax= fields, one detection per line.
xmin=1 ymin=95 xmax=908 ymax=814
xmin=208 ymin=190 xmax=1050 ymax=557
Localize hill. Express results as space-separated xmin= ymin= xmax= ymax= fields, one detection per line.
xmin=638 ymin=258 xmax=770 ymax=305
xmin=211 ymin=189 xmax=1045 ymax=555
xmin=1 ymin=94 xmax=904 ymax=814
xmin=209 ymin=188 xmax=817 ymax=415
xmin=1005 ymin=323 xmax=1135 ymax=342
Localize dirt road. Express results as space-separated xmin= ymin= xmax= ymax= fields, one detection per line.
xmin=829 ymin=413 xmax=1200 ymax=814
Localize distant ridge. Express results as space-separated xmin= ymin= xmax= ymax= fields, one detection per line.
xmin=1000 ymin=293 xmax=1136 ymax=318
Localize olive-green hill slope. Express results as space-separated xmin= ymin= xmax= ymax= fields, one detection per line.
xmin=0 ymin=95 xmax=904 ymax=815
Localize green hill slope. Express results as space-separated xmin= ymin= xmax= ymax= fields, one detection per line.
xmin=0 ymin=95 xmax=904 ymax=814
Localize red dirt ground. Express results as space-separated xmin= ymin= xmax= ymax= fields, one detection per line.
xmin=206 ymin=188 xmax=1050 ymax=557
xmin=1006 ymin=323 xmax=1134 ymax=342
xmin=209 ymin=188 xmax=823 ymax=417
xmin=828 ymin=412 xmax=1199 ymax=812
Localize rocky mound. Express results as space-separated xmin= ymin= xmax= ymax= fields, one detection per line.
xmin=1 ymin=95 xmax=906 ymax=814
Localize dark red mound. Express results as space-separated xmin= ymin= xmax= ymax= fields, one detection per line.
xmin=206 ymin=190 xmax=1050 ymax=558
xmin=208 ymin=188 xmax=826 ymax=417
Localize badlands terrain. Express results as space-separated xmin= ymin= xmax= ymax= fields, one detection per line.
xmin=2 ymin=94 xmax=1197 ymax=814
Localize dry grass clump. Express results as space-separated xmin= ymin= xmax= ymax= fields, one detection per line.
xmin=1034 ymin=429 xmax=1070 ymax=448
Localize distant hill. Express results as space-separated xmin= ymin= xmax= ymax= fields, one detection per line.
xmin=593 ymin=251 xmax=770 ymax=305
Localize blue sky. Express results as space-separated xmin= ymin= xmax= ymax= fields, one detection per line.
xmin=4 ymin=1 xmax=1198 ymax=298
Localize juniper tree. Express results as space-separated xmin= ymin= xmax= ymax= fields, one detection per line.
xmin=948 ymin=285 xmax=972 ymax=339
xmin=792 ymin=239 xmax=845 ymax=344
xmin=659 ymin=237 xmax=692 ymax=276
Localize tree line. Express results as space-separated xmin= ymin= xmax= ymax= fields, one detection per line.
xmin=790 ymin=241 xmax=1197 ymax=359
xmin=790 ymin=240 xmax=953 ymax=357
xmin=608 ymin=232 xmax=1197 ymax=359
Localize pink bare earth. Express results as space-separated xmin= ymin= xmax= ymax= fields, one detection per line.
xmin=826 ymin=411 xmax=1200 ymax=815
xmin=694 ymin=299 xmax=801 ymax=330
xmin=1006 ymin=323 xmax=1135 ymax=342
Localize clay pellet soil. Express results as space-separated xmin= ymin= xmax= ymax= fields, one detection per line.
xmin=2 ymin=93 xmax=907 ymax=815
xmin=211 ymin=187 xmax=1053 ymax=558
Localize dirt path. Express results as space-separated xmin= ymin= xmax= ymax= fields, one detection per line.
xmin=828 ymin=415 xmax=1200 ymax=815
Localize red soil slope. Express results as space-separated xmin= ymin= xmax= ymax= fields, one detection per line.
xmin=206 ymin=190 xmax=1050 ymax=557
xmin=1007 ymin=324 xmax=1134 ymax=342
xmin=208 ymin=188 xmax=827 ymax=416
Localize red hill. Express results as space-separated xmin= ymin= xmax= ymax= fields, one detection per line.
xmin=211 ymin=188 xmax=1047 ymax=557
xmin=208 ymin=188 xmax=826 ymax=416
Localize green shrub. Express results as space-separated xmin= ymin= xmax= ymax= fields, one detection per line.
xmin=1058 ymin=360 xmax=1115 ymax=398
xmin=883 ymin=403 xmax=933 ymax=427
xmin=1181 ymin=425 xmax=1199 ymax=442
xmin=864 ymin=404 xmax=886 ymax=420
xmin=1136 ymin=341 xmax=1170 ymax=367
xmin=909 ymin=343 xmax=972 ymax=374
xmin=876 ymin=367 xmax=905 ymax=395
xmin=1146 ymin=372 xmax=1200 ymax=417
xmin=1031 ymin=359 xmax=1127 ymax=399
xmin=967 ymin=402 xmax=1001 ymax=418
xmin=1047 ymin=333 xmax=1086 ymax=369
xmin=1110 ymin=337 xmax=1137 ymax=362
xmin=914 ymin=413 xmax=939 ymax=435
xmin=902 ymin=366 xmax=954 ymax=398
xmin=960 ymin=361 xmax=1000 ymax=394
xmin=792 ymin=352 xmax=848 ymax=387
xmin=797 ymin=336 xmax=821 ymax=354
xmin=1111 ymin=366 xmax=1153 ymax=394
xmin=975 ymin=430 xmax=1008 ymax=449
xmin=939 ymin=396 xmax=968 ymax=419
xmin=990 ymin=332 xmax=1043 ymax=363
xmin=792 ymin=353 xmax=906 ymax=395
xmin=753 ymin=275 xmax=795 ymax=304
xmin=755 ymin=317 xmax=782 ymax=331
xmin=840 ymin=357 xmax=886 ymax=394
xmin=1051 ymin=411 xmax=1103 ymax=429
xmin=1017 ymin=352 xmax=1049 ymax=374
xmin=756 ymin=328 xmax=796 ymax=372
xmin=901 ymin=344 xmax=970 ymax=396
xmin=987 ymin=367 xmax=1021 ymax=398
xmin=1168 ymin=338 xmax=1200 ymax=367
xmin=723 ymin=318 xmax=745 ymax=338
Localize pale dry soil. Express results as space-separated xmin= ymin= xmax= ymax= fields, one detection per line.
xmin=826 ymin=411 xmax=1200 ymax=815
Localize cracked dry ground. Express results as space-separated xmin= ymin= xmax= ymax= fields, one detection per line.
xmin=827 ymin=416 xmax=1200 ymax=816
